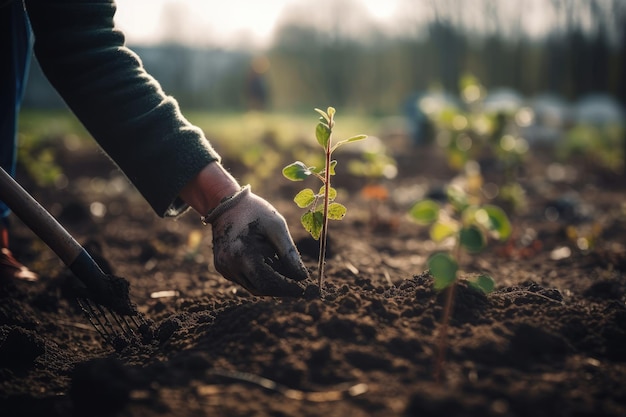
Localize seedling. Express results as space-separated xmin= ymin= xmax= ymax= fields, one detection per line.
xmin=409 ymin=181 xmax=511 ymax=382
xmin=282 ymin=107 xmax=367 ymax=290
xmin=410 ymin=185 xmax=510 ymax=290
xmin=558 ymin=123 xmax=625 ymax=175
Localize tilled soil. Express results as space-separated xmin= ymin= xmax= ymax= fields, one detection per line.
xmin=1 ymin=140 xmax=625 ymax=417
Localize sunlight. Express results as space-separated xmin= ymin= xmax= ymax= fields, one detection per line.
xmin=114 ymin=0 xmax=294 ymax=47
xmin=113 ymin=0 xmax=403 ymax=47
xmin=360 ymin=0 xmax=400 ymax=20
xmin=191 ymin=0 xmax=291 ymax=46
xmin=113 ymin=0 xmax=165 ymax=44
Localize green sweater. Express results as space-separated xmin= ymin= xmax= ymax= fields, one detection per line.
xmin=23 ymin=0 xmax=221 ymax=217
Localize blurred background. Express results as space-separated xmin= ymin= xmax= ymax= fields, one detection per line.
xmin=12 ymin=0 xmax=626 ymax=274
xmin=19 ymin=0 xmax=626 ymax=188
xmin=23 ymin=0 xmax=626 ymax=113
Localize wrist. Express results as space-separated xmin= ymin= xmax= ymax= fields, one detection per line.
xmin=200 ymin=185 xmax=250 ymax=225
xmin=179 ymin=162 xmax=241 ymax=215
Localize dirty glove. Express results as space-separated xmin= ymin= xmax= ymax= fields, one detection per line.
xmin=202 ymin=185 xmax=309 ymax=297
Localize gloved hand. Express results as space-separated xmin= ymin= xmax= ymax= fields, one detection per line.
xmin=202 ymin=185 xmax=309 ymax=297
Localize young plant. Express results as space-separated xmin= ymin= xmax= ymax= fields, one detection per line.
xmin=411 ymin=184 xmax=511 ymax=286
xmin=282 ymin=107 xmax=367 ymax=290
xmin=409 ymin=181 xmax=511 ymax=382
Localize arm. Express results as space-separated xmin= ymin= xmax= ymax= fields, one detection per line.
xmin=24 ymin=0 xmax=218 ymax=216
xmin=179 ymin=163 xmax=240 ymax=216
xmin=23 ymin=0 xmax=309 ymax=295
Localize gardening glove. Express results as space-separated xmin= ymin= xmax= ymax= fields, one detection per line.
xmin=202 ymin=185 xmax=309 ymax=297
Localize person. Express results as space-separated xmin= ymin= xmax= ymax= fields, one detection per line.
xmin=0 ymin=0 xmax=309 ymax=297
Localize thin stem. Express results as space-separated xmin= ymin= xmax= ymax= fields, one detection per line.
xmin=434 ymin=240 xmax=461 ymax=383
xmin=318 ymin=131 xmax=332 ymax=291
xmin=434 ymin=281 xmax=456 ymax=384
xmin=454 ymin=238 xmax=463 ymax=267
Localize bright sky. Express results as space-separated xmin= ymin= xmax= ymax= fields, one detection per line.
xmin=113 ymin=0 xmax=401 ymax=48
xmin=113 ymin=0 xmax=564 ymax=49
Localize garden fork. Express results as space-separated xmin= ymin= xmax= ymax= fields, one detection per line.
xmin=0 ymin=167 xmax=151 ymax=349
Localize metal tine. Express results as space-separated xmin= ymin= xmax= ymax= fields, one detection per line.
xmin=128 ymin=313 xmax=146 ymax=329
xmin=77 ymin=297 xmax=144 ymax=346
xmin=92 ymin=300 xmax=130 ymax=339
xmin=77 ymin=297 xmax=115 ymax=343
xmin=106 ymin=306 xmax=139 ymax=339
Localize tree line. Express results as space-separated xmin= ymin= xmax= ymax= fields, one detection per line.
xmin=264 ymin=0 xmax=626 ymax=113
xmin=24 ymin=0 xmax=626 ymax=114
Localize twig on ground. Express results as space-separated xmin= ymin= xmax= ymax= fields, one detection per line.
xmin=199 ymin=369 xmax=368 ymax=402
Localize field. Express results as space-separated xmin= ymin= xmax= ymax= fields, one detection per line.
xmin=1 ymin=110 xmax=625 ymax=417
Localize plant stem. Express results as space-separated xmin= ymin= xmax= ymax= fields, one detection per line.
xmin=318 ymin=132 xmax=332 ymax=291
xmin=434 ymin=241 xmax=461 ymax=383
xmin=434 ymin=281 xmax=456 ymax=384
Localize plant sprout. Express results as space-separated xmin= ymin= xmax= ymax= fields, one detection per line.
xmin=409 ymin=181 xmax=511 ymax=382
xmin=282 ymin=107 xmax=367 ymax=290
xmin=410 ymin=183 xmax=511 ymax=292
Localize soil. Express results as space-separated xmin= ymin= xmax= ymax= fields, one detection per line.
xmin=1 ymin=134 xmax=625 ymax=417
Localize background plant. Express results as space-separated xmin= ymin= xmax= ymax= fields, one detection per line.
xmin=420 ymin=74 xmax=530 ymax=214
xmin=346 ymin=137 xmax=398 ymax=228
xmin=557 ymin=122 xmax=625 ymax=175
xmin=409 ymin=178 xmax=511 ymax=381
xmin=410 ymin=183 xmax=511 ymax=290
xmin=283 ymin=107 xmax=367 ymax=290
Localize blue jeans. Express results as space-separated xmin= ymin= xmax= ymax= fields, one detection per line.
xmin=0 ymin=1 xmax=33 ymax=221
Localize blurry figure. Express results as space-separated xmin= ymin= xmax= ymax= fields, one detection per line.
xmin=245 ymin=56 xmax=270 ymax=111
xmin=403 ymin=92 xmax=434 ymax=146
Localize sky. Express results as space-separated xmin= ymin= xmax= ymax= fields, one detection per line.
xmin=113 ymin=0 xmax=402 ymax=48
xmin=112 ymin=0 xmax=601 ymax=50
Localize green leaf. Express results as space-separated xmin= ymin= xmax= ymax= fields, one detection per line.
xmin=345 ymin=134 xmax=367 ymax=142
xmin=318 ymin=160 xmax=337 ymax=177
xmin=482 ymin=205 xmax=512 ymax=240
xmin=314 ymin=108 xmax=329 ymax=124
xmin=294 ymin=188 xmax=316 ymax=208
xmin=332 ymin=134 xmax=368 ymax=151
xmin=469 ymin=274 xmax=495 ymax=294
xmin=316 ymin=122 xmax=331 ymax=149
xmin=327 ymin=202 xmax=347 ymax=220
xmin=447 ymin=185 xmax=468 ymax=212
xmin=460 ymin=225 xmax=486 ymax=253
xmin=283 ymin=161 xmax=311 ymax=181
xmin=429 ymin=220 xmax=458 ymax=242
xmin=409 ymin=200 xmax=440 ymax=225
xmin=428 ymin=252 xmax=458 ymax=291
xmin=461 ymin=205 xmax=480 ymax=226
xmin=319 ymin=185 xmax=337 ymax=201
xmin=301 ymin=211 xmax=323 ymax=240
xmin=329 ymin=160 xmax=337 ymax=175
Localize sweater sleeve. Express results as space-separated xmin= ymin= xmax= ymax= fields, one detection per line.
xmin=23 ymin=0 xmax=221 ymax=217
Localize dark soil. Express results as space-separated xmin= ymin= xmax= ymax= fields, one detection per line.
xmin=1 ymin=135 xmax=625 ymax=417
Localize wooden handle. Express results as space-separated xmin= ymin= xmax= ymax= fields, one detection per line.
xmin=0 ymin=167 xmax=83 ymax=266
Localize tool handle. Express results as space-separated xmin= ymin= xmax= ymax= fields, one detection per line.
xmin=0 ymin=168 xmax=134 ymax=314
xmin=0 ymin=167 xmax=82 ymax=266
